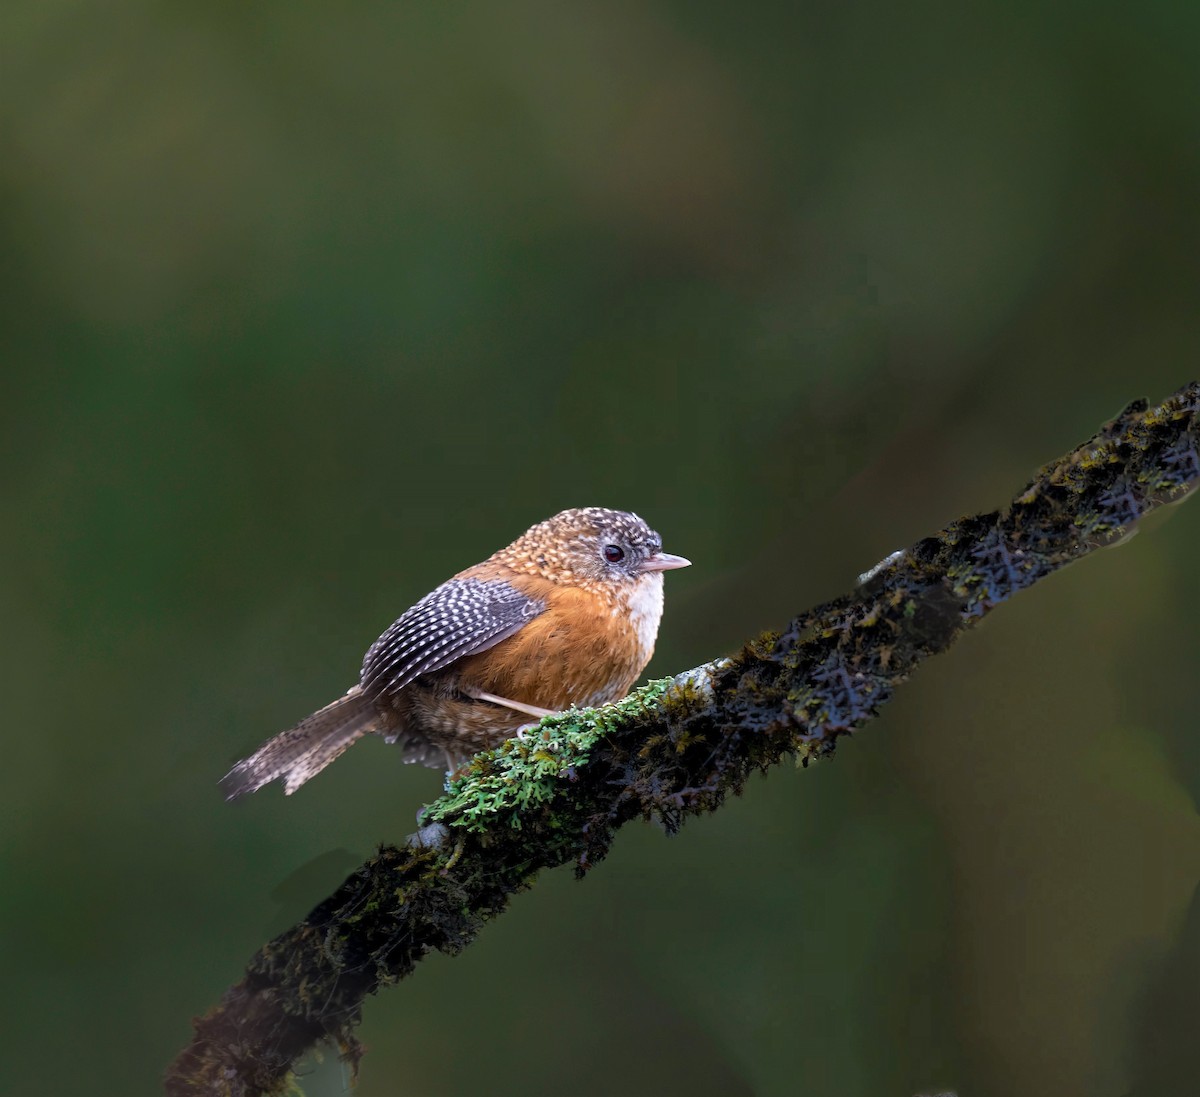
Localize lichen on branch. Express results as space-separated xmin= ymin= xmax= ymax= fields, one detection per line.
xmin=165 ymin=382 xmax=1200 ymax=1097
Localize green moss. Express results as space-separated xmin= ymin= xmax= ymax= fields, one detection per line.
xmin=421 ymin=677 xmax=678 ymax=831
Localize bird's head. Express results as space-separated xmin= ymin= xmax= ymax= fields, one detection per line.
xmin=497 ymin=507 xmax=690 ymax=591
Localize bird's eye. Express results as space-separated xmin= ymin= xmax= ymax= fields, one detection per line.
xmin=603 ymin=543 xmax=625 ymax=563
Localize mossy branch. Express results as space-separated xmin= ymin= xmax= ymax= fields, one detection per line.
xmin=166 ymin=383 xmax=1200 ymax=1096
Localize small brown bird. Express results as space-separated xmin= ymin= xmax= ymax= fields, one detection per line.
xmin=221 ymin=507 xmax=690 ymax=798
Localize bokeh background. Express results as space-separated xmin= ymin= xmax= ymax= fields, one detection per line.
xmin=4 ymin=3 xmax=1200 ymax=1095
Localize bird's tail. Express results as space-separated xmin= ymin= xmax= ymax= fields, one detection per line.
xmin=221 ymin=686 xmax=380 ymax=800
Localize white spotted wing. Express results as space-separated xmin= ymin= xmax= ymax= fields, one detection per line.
xmin=360 ymin=577 xmax=545 ymax=699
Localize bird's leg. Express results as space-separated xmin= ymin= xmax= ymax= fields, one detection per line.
xmin=441 ymin=751 xmax=471 ymax=789
xmin=462 ymin=689 xmax=558 ymax=742
xmin=462 ymin=687 xmax=557 ymax=720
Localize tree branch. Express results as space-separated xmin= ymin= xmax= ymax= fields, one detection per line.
xmin=166 ymin=382 xmax=1200 ymax=1096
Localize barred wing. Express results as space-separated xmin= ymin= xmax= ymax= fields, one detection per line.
xmin=360 ymin=577 xmax=545 ymax=699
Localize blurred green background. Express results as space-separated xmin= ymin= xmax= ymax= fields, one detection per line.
xmin=4 ymin=2 xmax=1200 ymax=1095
